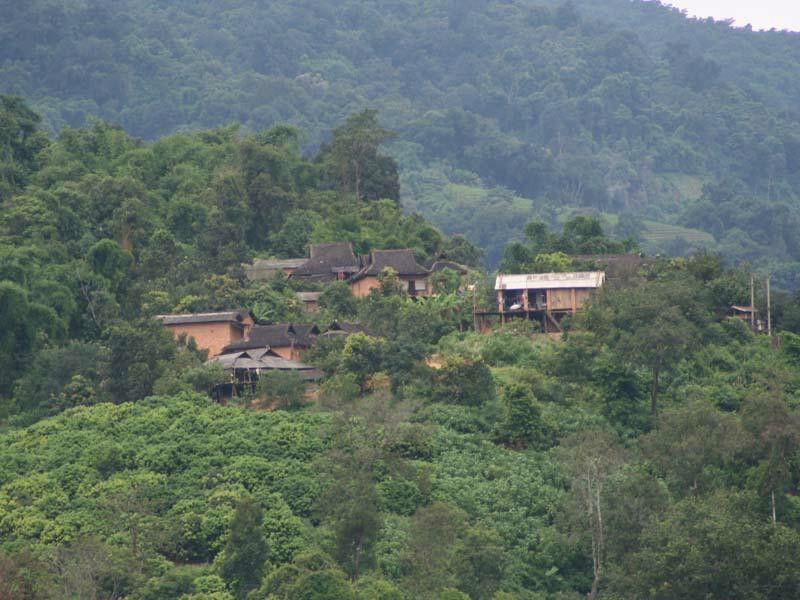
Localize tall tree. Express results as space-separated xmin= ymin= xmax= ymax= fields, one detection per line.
xmin=741 ymin=392 xmax=800 ymax=524
xmin=558 ymin=430 xmax=628 ymax=600
xmin=322 ymin=110 xmax=398 ymax=202
xmin=221 ymin=497 xmax=269 ymax=598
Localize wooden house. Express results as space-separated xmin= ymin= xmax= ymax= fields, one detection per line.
xmin=492 ymin=271 xmax=605 ymax=331
xmin=729 ymin=305 xmax=765 ymax=332
xmin=207 ymin=347 xmax=323 ymax=399
xmin=221 ymin=323 xmax=320 ymax=361
xmin=157 ymin=310 xmax=255 ymax=357
xmin=349 ymin=249 xmax=431 ymax=297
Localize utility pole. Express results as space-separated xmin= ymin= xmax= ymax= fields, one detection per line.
xmin=750 ymin=273 xmax=756 ymax=330
xmin=766 ymin=275 xmax=772 ymax=337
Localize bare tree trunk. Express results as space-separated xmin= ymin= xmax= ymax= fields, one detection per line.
xmin=353 ymin=540 xmax=361 ymax=581
xmin=589 ymin=480 xmax=604 ymax=599
xmin=650 ymin=368 xmax=660 ymax=421
xmin=771 ymin=489 xmax=777 ymax=525
xmin=354 ymin=162 xmax=361 ymax=202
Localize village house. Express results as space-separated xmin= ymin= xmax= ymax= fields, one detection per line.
xmin=157 ymin=310 xmax=255 ymax=358
xmin=349 ymin=248 xmax=432 ymax=297
xmin=221 ymin=323 xmax=320 ymax=361
xmin=297 ymin=291 xmax=322 ymax=313
xmin=207 ymin=347 xmax=323 ymax=400
xmin=490 ymin=271 xmax=606 ymax=332
xmin=291 ymin=242 xmax=361 ymax=283
xmin=243 ymin=242 xmax=458 ymax=299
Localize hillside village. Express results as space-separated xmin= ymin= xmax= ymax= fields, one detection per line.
xmin=156 ymin=242 xmax=771 ymax=402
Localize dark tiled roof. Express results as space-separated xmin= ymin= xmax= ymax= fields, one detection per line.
xmin=573 ymin=254 xmax=653 ymax=280
xmin=429 ymin=260 xmax=469 ymax=274
xmin=327 ymin=321 xmax=363 ymax=334
xmin=292 ymin=243 xmax=359 ymax=279
xmin=245 ymin=258 xmax=308 ymax=280
xmin=221 ymin=323 xmax=319 ymax=353
xmin=157 ymin=310 xmax=251 ymax=326
xmin=352 ymin=249 xmax=430 ymax=280
xmin=291 ymin=324 xmax=321 ymax=344
xmin=208 ymin=350 xmax=323 ymax=380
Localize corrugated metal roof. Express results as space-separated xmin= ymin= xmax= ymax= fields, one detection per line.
xmin=731 ymin=305 xmax=757 ymax=313
xmin=495 ymin=271 xmax=606 ymax=291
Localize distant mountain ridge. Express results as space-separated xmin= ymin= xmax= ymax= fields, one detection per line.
xmin=3 ymin=0 xmax=800 ymax=280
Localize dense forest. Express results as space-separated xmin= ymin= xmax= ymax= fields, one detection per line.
xmin=0 ymin=0 xmax=800 ymax=276
xmin=3 ymin=0 xmax=800 ymax=277
xmin=2 ymin=95 xmax=800 ymax=599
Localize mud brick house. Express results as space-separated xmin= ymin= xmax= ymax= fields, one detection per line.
xmin=157 ymin=310 xmax=255 ymax=358
xmin=349 ymin=249 xmax=431 ymax=297
xmin=221 ymin=323 xmax=320 ymax=361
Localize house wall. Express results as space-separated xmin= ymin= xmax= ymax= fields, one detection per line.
xmin=167 ymin=322 xmax=242 ymax=357
xmin=548 ymin=289 xmax=573 ymax=310
xmin=405 ymin=276 xmax=430 ymax=297
xmin=302 ymin=301 xmax=319 ymax=313
xmin=241 ymin=315 xmax=254 ymax=338
xmin=547 ymin=288 xmax=594 ymax=311
xmin=350 ymin=276 xmax=381 ymax=297
xmin=350 ymin=275 xmax=431 ymax=297
xmin=270 ymin=345 xmax=304 ymax=361
xmin=575 ymin=289 xmax=593 ymax=309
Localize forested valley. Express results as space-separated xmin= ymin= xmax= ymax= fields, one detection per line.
xmin=2 ymin=1 xmax=800 ymax=599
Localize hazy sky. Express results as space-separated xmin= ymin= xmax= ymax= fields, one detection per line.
xmin=665 ymin=0 xmax=800 ymax=31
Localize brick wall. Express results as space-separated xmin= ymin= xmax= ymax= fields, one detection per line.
xmin=167 ymin=322 xmax=243 ymax=357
